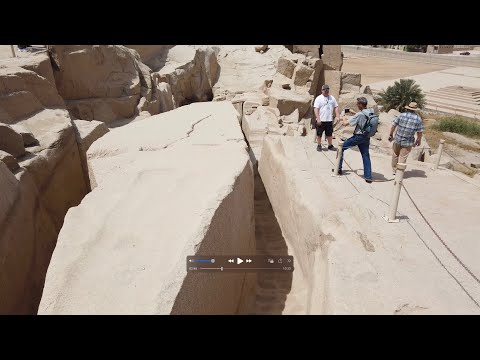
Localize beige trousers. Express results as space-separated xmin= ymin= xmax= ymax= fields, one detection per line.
xmin=392 ymin=142 xmax=412 ymax=169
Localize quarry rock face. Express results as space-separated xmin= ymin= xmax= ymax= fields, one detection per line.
xmin=154 ymin=46 xmax=220 ymax=107
xmin=39 ymin=102 xmax=256 ymax=314
xmin=258 ymin=135 xmax=480 ymax=314
xmin=48 ymin=45 xmax=142 ymax=123
xmin=0 ymin=124 xmax=25 ymax=157
xmin=72 ymin=120 xmax=110 ymax=191
xmin=322 ymin=45 xmax=343 ymax=71
xmin=0 ymin=150 xmax=19 ymax=172
xmin=0 ymin=55 xmax=88 ymax=314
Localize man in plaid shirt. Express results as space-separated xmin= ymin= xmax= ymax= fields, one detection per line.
xmin=388 ymin=102 xmax=424 ymax=175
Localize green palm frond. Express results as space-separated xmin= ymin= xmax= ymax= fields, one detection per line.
xmin=378 ymin=79 xmax=426 ymax=112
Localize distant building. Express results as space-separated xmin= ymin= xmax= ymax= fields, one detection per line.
xmin=427 ymin=45 xmax=453 ymax=54
xmin=427 ymin=45 xmax=475 ymax=54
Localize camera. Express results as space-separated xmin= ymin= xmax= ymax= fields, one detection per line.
xmin=344 ymin=108 xmax=350 ymax=114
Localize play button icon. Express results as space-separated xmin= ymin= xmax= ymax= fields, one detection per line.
xmin=237 ymin=257 xmax=243 ymax=264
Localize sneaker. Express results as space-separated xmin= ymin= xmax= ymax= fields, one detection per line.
xmin=316 ymin=144 xmax=322 ymax=152
xmin=365 ymin=179 xmax=373 ymax=184
xmin=337 ymin=169 xmax=343 ymax=175
xmin=328 ymin=144 xmax=336 ymax=151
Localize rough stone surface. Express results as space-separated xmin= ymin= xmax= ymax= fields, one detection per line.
xmin=125 ymin=45 xmax=174 ymax=70
xmin=291 ymin=45 xmax=320 ymax=58
xmin=323 ymin=70 xmax=342 ymax=100
xmin=277 ymin=57 xmax=296 ymax=79
xmin=49 ymin=45 xmax=140 ymax=100
xmin=73 ymin=120 xmax=110 ymax=191
xmin=49 ymin=45 xmax=142 ymax=123
xmin=282 ymin=109 xmax=299 ymax=124
xmin=268 ymin=87 xmax=312 ymax=118
xmin=258 ymin=135 xmax=480 ymax=314
xmin=0 ymin=150 xmax=19 ymax=172
xmin=341 ymin=72 xmax=362 ymax=87
xmin=255 ymin=45 xmax=268 ymax=52
xmin=360 ymin=85 xmax=373 ymax=95
xmin=307 ymin=58 xmax=323 ymax=96
xmin=0 ymin=124 xmax=25 ymax=157
xmin=0 ymin=66 xmax=65 ymax=124
xmin=388 ymin=109 xmax=401 ymax=117
xmin=0 ymin=110 xmax=88 ymax=314
xmin=322 ymin=45 xmax=343 ymax=71
xmin=156 ymin=82 xmax=176 ymax=113
xmin=155 ymin=46 xmax=219 ymax=107
xmin=10 ymin=123 xmax=38 ymax=146
xmin=39 ymin=102 xmax=256 ymax=314
xmin=0 ymin=57 xmax=88 ymax=314
xmin=0 ymin=53 xmax=56 ymax=85
xmin=293 ymin=64 xmax=314 ymax=87
xmin=338 ymin=93 xmax=379 ymax=115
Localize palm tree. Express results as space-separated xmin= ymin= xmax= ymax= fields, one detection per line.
xmin=378 ymin=79 xmax=426 ymax=112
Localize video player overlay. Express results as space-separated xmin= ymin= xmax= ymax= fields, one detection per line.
xmin=187 ymin=256 xmax=294 ymax=272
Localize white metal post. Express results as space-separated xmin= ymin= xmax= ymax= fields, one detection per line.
xmin=432 ymin=139 xmax=445 ymax=170
xmin=332 ymin=140 xmax=344 ymax=176
xmin=10 ymin=45 xmax=16 ymax=57
xmin=383 ymin=162 xmax=407 ymax=223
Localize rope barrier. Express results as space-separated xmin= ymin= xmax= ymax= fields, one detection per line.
xmin=402 ymin=184 xmax=480 ymax=288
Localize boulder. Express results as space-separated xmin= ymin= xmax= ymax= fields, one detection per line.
xmin=244 ymin=101 xmax=261 ymax=116
xmin=322 ymin=45 xmax=343 ymax=71
xmin=338 ymin=93 xmax=379 ymax=114
xmin=0 ymin=66 xmax=65 ymax=124
xmin=291 ymin=45 xmax=320 ymax=58
xmin=277 ymin=57 xmax=296 ymax=79
xmin=39 ymin=102 xmax=256 ymax=314
xmin=0 ymin=123 xmax=25 ymax=157
xmin=255 ymin=45 xmax=269 ymax=52
xmin=0 ymin=150 xmax=19 ymax=172
xmin=341 ymin=85 xmax=361 ymax=94
xmin=10 ymin=124 xmax=38 ymax=146
xmin=360 ymin=85 xmax=373 ymax=95
xmin=124 ymin=45 xmax=174 ymax=70
xmin=388 ymin=109 xmax=401 ymax=117
xmin=307 ymin=58 xmax=323 ymax=96
xmin=341 ymin=72 xmax=362 ymax=87
xmin=0 ymin=53 xmax=56 ymax=85
xmin=49 ymin=45 xmax=141 ymax=100
xmin=293 ymin=64 xmax=314 ymax=87
xmin=268 ymin=87 xmax=312 ymax=118
xmin=48 ymin=45 xmax=142 ymax=123
xmin=323 ymin=70 xmax=342 ymax=100
xmin=282 ymin=108 xmax=299 ymax=124
xmin=156 ymin=46 xmax=218 ymax=107
xmin=66 ymin=95 xmax=141 ymax=123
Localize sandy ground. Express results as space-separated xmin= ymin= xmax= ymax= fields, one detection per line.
xmin=342 ymin=54 xmax=451 ymax=85
xmin=368 ymin=66 xmax=480 ymax=93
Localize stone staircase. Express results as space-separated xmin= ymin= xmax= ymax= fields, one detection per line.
xmin=425 ymin=86 xmax=480 ymax=119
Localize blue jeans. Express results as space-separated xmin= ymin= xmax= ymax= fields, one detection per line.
xmin=338 ymin=135 xmax=372 ymax=180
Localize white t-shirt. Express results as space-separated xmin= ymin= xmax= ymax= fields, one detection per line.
xmin=313 ymin=94 xmax=338 ymax=122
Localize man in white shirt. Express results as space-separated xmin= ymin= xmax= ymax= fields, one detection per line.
xmin=313 ymin=84 xmax=340 ymax=151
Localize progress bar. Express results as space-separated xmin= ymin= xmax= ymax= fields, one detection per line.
xmin=186 ymin=256 xmax=294 ymax=272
